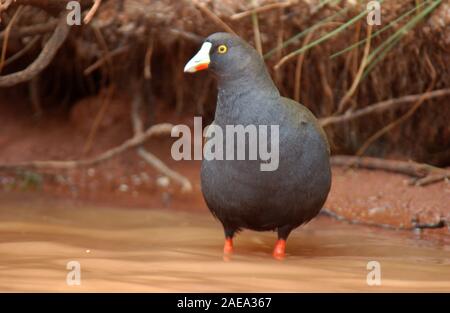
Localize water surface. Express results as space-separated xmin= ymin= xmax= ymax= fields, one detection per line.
xmin=0 ymin=199 xmax=448 ymax=291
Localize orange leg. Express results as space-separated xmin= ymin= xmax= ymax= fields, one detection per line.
xmin=223 ymin=237 xmax=233 ymax=254
xmin=273 ymin=239 xmax=286 ymax=260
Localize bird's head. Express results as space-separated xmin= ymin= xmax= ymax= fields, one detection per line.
xmin=184 ymin=32 xmax=263 ymax=80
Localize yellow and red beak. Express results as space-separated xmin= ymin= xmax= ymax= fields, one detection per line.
xmin=184 ymin=42 xmax=212 ymax=73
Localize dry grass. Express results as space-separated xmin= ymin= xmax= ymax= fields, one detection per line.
xmin=0 ymin=0 xmax=449 ymax=165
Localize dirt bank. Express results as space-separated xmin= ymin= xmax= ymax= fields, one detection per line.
xmin=0 ymin=95 xmax=448 ymax=237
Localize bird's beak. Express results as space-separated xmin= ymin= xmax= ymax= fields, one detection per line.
xmin=184 ymin=42 xmax=212 ymax=73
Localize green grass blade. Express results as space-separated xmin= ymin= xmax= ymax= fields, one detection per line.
xmin=362 ymin=0 xmax=441 ymax=78
xmin=362 ymin=35 xmax=403 ymax=79
xmin=367 ymin=0 xmax=441 ymax=64
xmin=281 ymin=5 xmax=374 ymax=59
xmin=263 ymin=5 xmax=350 ymax=59
xmin=330 ymin=0 xmax=431 ymax=59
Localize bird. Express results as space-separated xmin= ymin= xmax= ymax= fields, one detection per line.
xmin=184 ymin=32 xmax=331 ymax=259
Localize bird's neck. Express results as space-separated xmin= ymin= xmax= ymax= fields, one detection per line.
xmin=218 ymin=63 xmax=279 ymax=97
xmin=215 ymin=66 xmax=280 ymax=123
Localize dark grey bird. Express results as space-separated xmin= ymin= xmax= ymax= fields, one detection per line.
xmin=184 ymin=32 xmax=331 ymax=259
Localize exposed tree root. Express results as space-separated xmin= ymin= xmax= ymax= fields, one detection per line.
xmin=0 ymin=20 xmax=57 ymax=40
xmin=2 ymin=35 xmax=40 ymax=67
xmin=331 ymin=155 xmax=450 ymax=186
xmin=0 ymin=86 xmax=193 ymax=192
xmin=321 ymin=208 xmax=448 ymax=231
xmin=0 ymin=5 xmax=22 ymax=73
xmin=0 ymin=14 xmax=69 ymax=87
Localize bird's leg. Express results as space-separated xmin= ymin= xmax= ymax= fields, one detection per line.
xmin=224 ymin=237 xmax=233 ymax=254
xmin=273 ymin=239 xmax=286 ymax=259
xmin=223 ymin=228 xmax=235 ymax=254
xmin=273 ymin=226 xmax=292 ymax=260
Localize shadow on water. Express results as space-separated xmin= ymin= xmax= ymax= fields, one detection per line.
xmin=0 ymin=198 xmax=449 ymax=291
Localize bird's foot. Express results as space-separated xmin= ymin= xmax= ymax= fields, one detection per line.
xmin=223 ymin=238 xmax=233 ymax=255
xmin=273 ymin=239 xmax=286 ymax=260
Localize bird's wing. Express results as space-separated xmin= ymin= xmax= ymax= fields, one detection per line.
xmin=280 ymin=97 xmax=330 ymax=155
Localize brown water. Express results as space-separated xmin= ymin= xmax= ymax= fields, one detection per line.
xmin=0 ymin=199 xmax=449 ymax=292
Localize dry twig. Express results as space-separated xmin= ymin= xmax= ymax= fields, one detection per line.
xmin=293 ymin=30 xmax=314 ymax=102
xmin=131 ymin=84 xmax=193 ymax=193
xmin=138 ymin=148 xmax=193 ymax=193
xmin=83 ymin=46 xmax=129 ymax=75
xmin=83 ymin=0 xmax=101 ymax=24
xmin=355 ymin=54 xmax=437 ymax=156
xmin=336 ymin=24 xmax=373 ymax=114
xmin=192 ymin=0 xmax=236 ymax=35
xmin=230 ymin=1 xmax=294 ymax=20
xmin=144 ymin=37 xmax=153 ymax=80
xmin=251 ymin=5 xmax=262 ymax=56
xmin=2 ymin=36 xmax=40 ymax=67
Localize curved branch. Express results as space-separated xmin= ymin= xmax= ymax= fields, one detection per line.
xmin=320 ymin=88 xmax=450 ymax=127
xmin=0 ymin=15 xmax=69 ymax=87
xmin=0 ymin=123 xmax=174 ymax=170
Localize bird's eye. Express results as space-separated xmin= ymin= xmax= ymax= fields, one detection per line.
xmin=217 ymin=44 xmax=228 ymax=54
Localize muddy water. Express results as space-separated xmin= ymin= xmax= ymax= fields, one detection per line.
xmin=0 ymin=199 xmax=449 ymax=292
